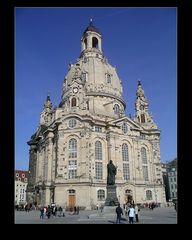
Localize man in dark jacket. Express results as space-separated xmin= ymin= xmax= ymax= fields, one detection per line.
xmin=115 ymin=203 xmax=123 ymax=224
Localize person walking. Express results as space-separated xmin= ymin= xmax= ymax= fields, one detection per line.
xmin=58 ymin=206 xmax=63 ymax=217
xmin=40 ymin=207 xmax=44 ymax=219
xmin=115 ymin=203 xmax=123 ymax=224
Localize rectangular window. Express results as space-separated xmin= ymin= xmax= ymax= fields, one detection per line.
xmin=82 ymin=72 xmax=87 ymax=82
xmin=123 ymin=163 xmax=130 ymax=180
xmin=69 ymin=150 xmax=77 ymax=158
xmin=95 ymin=162 xmax=103 ymax=179
xmin=140 ymin=134 xmax=145 ymax=139
xmin=106 ymin=74 xmax=111 ymax=83
xmin=95 ymin=126 xmax=102 ymax=132
xmin=97 ymin=190 xmax=105 ymax=201
xmin=68 ymin=169 xmax=77 ymax=179
xmin=68 ymin=160 xmax=77 ymax=179
xmin=142 ymin=166 xmax=149 ymax=181
xmin=68 ymin=160 xmax=77 ymax=168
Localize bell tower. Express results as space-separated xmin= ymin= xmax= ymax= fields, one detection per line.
xmin=134 ymin=80 xmax=157 ymax=129
xmin=81 ymin=19 xmax=102 ymax=55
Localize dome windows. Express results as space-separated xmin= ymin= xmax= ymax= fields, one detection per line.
xmin=92 ymin=37 xmax=98 ymax=49
xmin=106 ymin=73 xmax=112 ymax=84
xmin=114 ymin=104 xmax=120 ymax=115
xmin=81 ymin=72 xmax=87 ymax=83
xmin=71 ymin=97 xmax=77 ymax=107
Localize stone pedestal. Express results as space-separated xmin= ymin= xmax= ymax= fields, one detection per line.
xmin=105 ymin=185 xmax=119 ymax=206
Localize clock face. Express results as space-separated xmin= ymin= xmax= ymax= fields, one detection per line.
xmin=73 ymin=87 xmax=78 ymax=93
xmin=140 ymin=105 xmax=144 ymax=110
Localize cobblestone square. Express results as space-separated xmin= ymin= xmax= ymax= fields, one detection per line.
xmin=15 ymin=206 xmax=177 ymax=224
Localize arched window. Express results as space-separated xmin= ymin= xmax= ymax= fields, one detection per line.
xmin=141 ymin=147 xmax=147 ymax=164
xmin=141 ymin=114 xmax=145 ymax=123
xmin=146 ymin=190 xmax=152 ymax=200
xmin=92 ymin=37 xmax=98 ymax=48
xmin=95 ymin=141 xmax=102 ymax=160
xmin=68 ymin=156 xmax=77 ymax=179
xmin=97 ymin=190 xmax=105 ymax=201
xmin=84 ymin=38 xmax=87 ymax=49
xmin=69 ymin=139 xmax=77 ymax=158
xmin=114 ymin=104 xmax=120 ymax=115
xmin=71 ymin=98 xmax=76 ymax=107
xmin=95 ymin=141 xmax=103 ymax=179
xmin=122 ymin=144 xmax=129 ymax=180
xmin=122 ymin=143 xmax=129 ymax=161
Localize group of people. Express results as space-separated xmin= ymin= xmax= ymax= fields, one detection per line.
xmin=40 ymin=205 xmax=66 ymax=219
xmin=39 ymin=205 xmax=80 ymax=219
xmin=115 ymin=203 xmax=140 ymax=224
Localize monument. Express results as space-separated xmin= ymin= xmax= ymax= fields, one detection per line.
xmin=88 ymin=160 xmax=119 ymax=219
xmin=104 ymin=160 xmax=119 ymax=206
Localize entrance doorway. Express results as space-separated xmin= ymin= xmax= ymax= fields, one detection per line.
xmin=68 ymin=189 xmax=76 ymax=211
xmin=125 ymin=189 xmax=133 ymax=204
xmin=127 ymin=194 xmax=133 ymax=204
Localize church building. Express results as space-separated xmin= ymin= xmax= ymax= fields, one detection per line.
xmin=27 ymin=20 xmax=166 ymax=209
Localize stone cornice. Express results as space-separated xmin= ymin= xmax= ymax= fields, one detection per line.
xmin=86 ymin=92 xmax=126 ymax=107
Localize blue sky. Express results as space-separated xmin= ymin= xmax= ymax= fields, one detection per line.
xmin=15 ymin=7 xmax=176 ymax=170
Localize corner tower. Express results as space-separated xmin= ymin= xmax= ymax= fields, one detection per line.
xmin=134 ymin=80 xmax=157 ymax=129
xmin=40 ymin=94 xmax=53 ymax=126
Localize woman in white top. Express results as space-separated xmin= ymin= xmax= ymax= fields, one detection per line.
xmin=128 ymin=205 xmax=135 ymax=224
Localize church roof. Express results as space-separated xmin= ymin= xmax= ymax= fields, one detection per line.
xmin=15 ymin=170 xmax=29 ymax=182
xmin=83 ymin=19 xmax=101 ymax=35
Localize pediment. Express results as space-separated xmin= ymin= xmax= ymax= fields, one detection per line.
xmin=109 ymin=116 xmax=142 ymax=130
